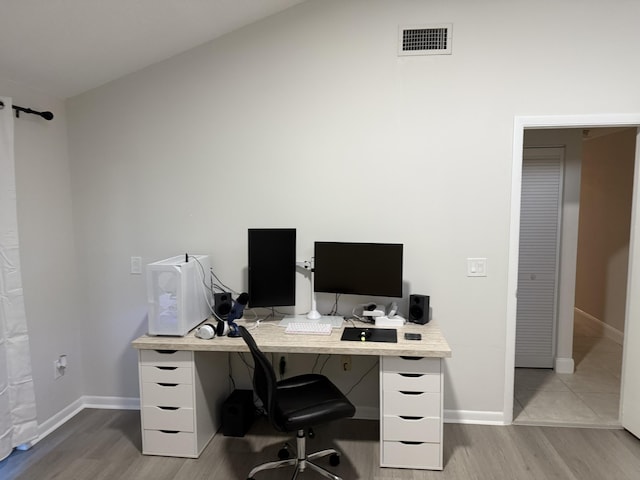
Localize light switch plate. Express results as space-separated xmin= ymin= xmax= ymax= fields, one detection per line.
xmin=130 ymin=256 xmax=142 ymax=275
xmin=467 ymin=258 xmax=487 ymax=277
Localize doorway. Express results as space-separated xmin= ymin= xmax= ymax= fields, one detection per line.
xmin=504 ymin=115 xmax=640 ymax=436
xmin=513 ymin=128 xmax=634 ymax=427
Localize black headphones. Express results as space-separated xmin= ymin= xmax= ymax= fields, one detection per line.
xmin=216 ymin=319 xmax=230 ymax=336
xmin=195 ymin=292 xmax=248 ymax=339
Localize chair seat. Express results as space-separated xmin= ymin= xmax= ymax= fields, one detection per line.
xmin=275 ymin=374 xmax=356 ymax=431
xmin=238 ymin=326 xmax=354 ymax=479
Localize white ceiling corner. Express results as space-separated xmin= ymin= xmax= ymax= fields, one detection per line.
xmin=0 ymin=0 xmax=306 ymax=99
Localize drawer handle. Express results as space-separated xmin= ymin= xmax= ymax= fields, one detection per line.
xmin=156 ymin=366 xmax=178 ymax=371
xmin=155 ymin=350 xmax=178 ymax=354
xmin=399 ymin=373 xmax=423 ymax=378
xmin=158 ymin=406 xmax=179 ymax=411
xmin=399 ymin=391 xmax=423 ymax=396
xmin=159 ymin=430 xmax=179 ymax=434
xmin=157 ymin=383 xmax=178 ymax=387
xmin=400 ymin=441 xmax=425 ymax=445
xmin=400 ymin=356 xmax=424 ymax=360
xmin=399 ymin=416 xmax=423 ymax=421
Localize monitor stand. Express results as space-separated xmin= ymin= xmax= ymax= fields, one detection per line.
xmin=280 ymin=269 xmax=344 ymax=328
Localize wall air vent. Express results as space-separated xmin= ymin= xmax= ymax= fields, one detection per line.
xmin=398 ymin=24 xmax=452 ymax=56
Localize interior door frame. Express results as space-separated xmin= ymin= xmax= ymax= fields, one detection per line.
xmin=505 ymin=114 xmax=640 ymax=425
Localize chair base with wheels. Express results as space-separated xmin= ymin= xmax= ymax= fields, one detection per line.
xmin=238 ymin=325 xmax=356 ymax=480
xmin=248 ymin=428 xmax=342 ymax=480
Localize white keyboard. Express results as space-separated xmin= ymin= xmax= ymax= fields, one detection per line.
xmin=285 ymin=322 xmax=332 ymax=335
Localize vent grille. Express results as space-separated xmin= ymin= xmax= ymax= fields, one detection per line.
xmin=399 ymin=24 xmax=452 ymax=56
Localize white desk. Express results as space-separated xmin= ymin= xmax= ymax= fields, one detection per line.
xmin=132 ymin=319 xmax=451 ymax=470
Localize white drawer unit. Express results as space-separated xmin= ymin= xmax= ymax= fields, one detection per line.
xmin=380 ymin=356 xmax=444 ymax=470
xmin=143 ymin=430 xmax=197 ymax=458
xmin=382 ymin=390 xmax=440 ymax=417
xmin=382 ymin=415 xmax=440 ymax=443
xmin=382 ymin=441 xmax=441 ymax=470
xmin=140 ymin=365 xmax=193 ymax=384
xmin=142 ymin=406 xmax=195 ymax=432
xmin=138 ymin=349 xmax=229 ymax=458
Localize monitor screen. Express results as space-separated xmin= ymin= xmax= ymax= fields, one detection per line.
xmin=313 ymin=242 xmax=403 ymax=297
xmin=248 ymin=228 xmax=296 ymax=308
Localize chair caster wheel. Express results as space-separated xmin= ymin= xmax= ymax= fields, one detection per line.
xmin=278 ymin=447 xmax=290 ymax=460
xmin=329 ymin=453 xmax=340 ymax=466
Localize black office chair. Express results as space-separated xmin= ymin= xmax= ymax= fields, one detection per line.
xmin=238 ymin=325 xmax=356 ymax=480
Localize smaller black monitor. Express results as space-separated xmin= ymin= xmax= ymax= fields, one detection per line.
xmin=314 ymin=242 xmax=403 ymax=298
xmin=248 ymin=228 xmax=296 ymax=308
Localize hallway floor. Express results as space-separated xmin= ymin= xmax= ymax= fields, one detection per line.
xmin=513 ymin=318 xmax=622 ymax=428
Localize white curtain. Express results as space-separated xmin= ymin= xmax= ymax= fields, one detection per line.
xmin=0 ymin=97 xmax=38 ymax=461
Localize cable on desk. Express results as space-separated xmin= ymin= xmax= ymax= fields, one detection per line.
xmin=319 ymin=355 xmax=331 ymax=374
xmin=344 ymin=359 xmax=379 ymax=397
xmin=237 ymin=351 xmax=254 ymax=380
xmin=209 ymin=266 xmax=237 ymax=295
xmin=329 ymin=293 xmax=342 ymax=316
xmin=228 ymin=353 xmax=236 ymax=391
xmin=311 ymin=354 xmax=322 ymax=373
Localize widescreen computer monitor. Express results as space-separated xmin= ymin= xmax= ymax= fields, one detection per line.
xmin=313 ymin=242 xmax=403 ymax=298
xmin=248 ymin=228 xmax=296 ymax=308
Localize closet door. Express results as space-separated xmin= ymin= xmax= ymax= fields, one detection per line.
xmin=515 ymin=148 xmax=564 ymax=368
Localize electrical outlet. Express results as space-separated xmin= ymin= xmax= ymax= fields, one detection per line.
xmin=341 ymin=355 xmax=351 ymax=371
xmin=279 ymin=354 xmax=288 ymax=375
xmin=53 ymin=355 xmax=67 ymax=379
xmin=53 ymin=360 xmax=62 ymax=379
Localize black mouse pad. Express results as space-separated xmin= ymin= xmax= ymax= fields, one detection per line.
xmin=340 ymin=327 xmax=397 ymax=343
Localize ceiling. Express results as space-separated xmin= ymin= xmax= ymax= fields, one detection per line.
xmin=0 ymin=0 xmax=306 ymax=99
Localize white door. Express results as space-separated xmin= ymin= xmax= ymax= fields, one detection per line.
xmin=621 ymin=129 xmax=640 ymax=438
xmin=515 ymin=148 xmax=564 ymax=368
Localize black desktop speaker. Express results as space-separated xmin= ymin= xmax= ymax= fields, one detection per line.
xmin=222 ymin=389 xmax=254 ymax=437
xmin=214 ymin=292 xmax=233 ymax=317
xmin=408 ymin=294 xmax=430 ymax=324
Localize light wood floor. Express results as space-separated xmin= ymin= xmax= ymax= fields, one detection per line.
xmin=514 ymin=315 xmax=623 ymax=427
xmin=2 ymin=409 xmax=640 ymax=480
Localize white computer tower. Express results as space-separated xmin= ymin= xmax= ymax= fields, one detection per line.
xmin=147 ymin=255 xmax=211 ymax=336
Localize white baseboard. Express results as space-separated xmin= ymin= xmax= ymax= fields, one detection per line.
xmin=444 ymin=409 xmax=506 ymax=425
xmin=83 ymin=395 xmax=140 ymax=410
xmin=32 ymin=396 xmax=140 ymax=447
xmin=575 ymin=308 xmax=624 ymax=345
xmin=554 ymin=357 xmax=575 ymax=374
xmin=32 ymin=396 xmax=506 ymax=448
xmin=354 ymin=407 xmax=506 ymax=424
xmin=35 ymin=397 xmax=85 ymax=445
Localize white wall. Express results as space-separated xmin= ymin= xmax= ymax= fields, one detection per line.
xmin=577 ymin=129 xmax=636 ymax=334
xmin=65 ymin=0 xmax=640 ymax=420
xmin=0 ymin=79 xmax=83 ymax=424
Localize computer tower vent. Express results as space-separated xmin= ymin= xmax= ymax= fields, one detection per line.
xmin=398 ymin=24 xmax=452 ymax=56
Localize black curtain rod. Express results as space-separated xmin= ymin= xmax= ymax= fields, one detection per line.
xmin=0 ymin=100 xmax=54 ymax=121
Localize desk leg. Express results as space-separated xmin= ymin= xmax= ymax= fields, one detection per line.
xmin=379 ymin=356 xmax=443 ymax=470
xmin=139 ymin=350 xmax=230 ymax=458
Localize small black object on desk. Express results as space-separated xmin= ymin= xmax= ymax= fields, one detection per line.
xmin=226 ymin=292 xmax=248 ymax=337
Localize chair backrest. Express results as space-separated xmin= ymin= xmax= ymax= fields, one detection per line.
xmin=238 ymin=326 xmax=279 ymax=427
